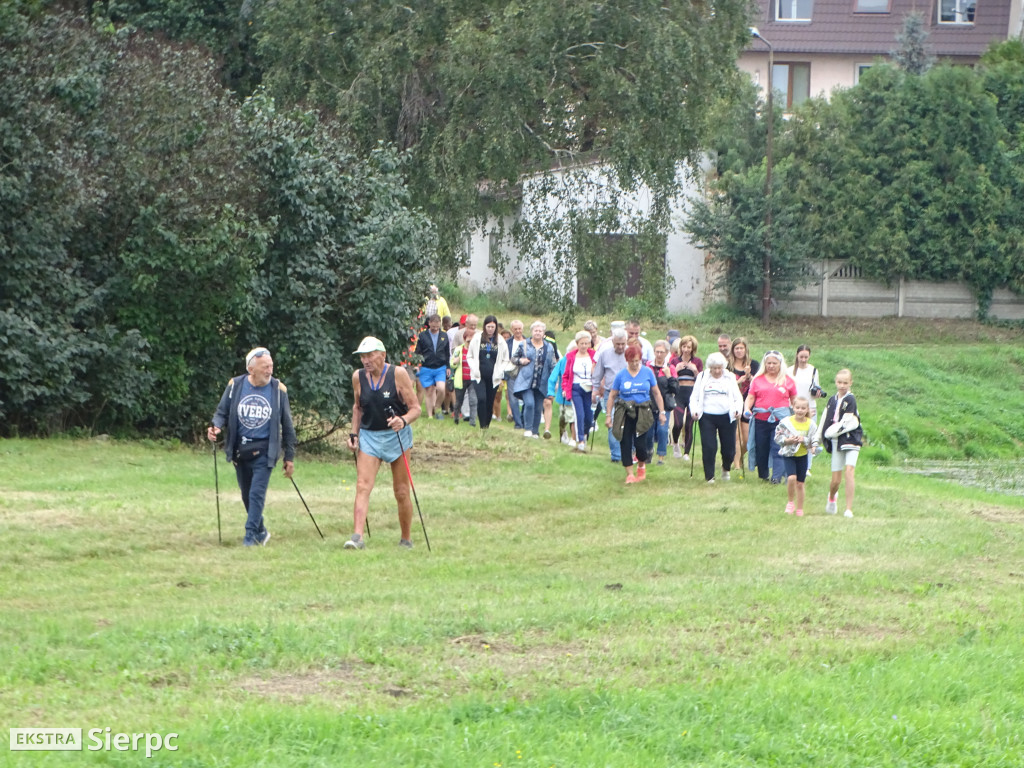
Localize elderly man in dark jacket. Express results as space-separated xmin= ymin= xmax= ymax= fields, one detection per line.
xmin=208 ymin=347 xmax=296 ymax=547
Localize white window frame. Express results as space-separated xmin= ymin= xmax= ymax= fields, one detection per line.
xmin=938 ymin=0 xmax=975 ymax=24
xmin=854 ymin=63 xmax=873 ymax=84
xmin=775 ymin=0 xmax=813 ymax=21
xmin=853 ymin=0 xmax=890 ymax=13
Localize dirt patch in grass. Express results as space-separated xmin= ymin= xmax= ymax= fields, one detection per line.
xmin=969 ymin=504 xmax=1024 ymax=524
xmin=409 ymin=438 xmax=529 ymax=467
xmin=236 ymin=634 xmax=591 ymax=706
xmin=0 ymin=505 xmax=85 ymax=528
xmin=238 ymin=664 xmax=379 ymax=702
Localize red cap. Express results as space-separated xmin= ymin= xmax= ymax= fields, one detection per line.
xmin=459 ymin=314 xmax=468 ymax=325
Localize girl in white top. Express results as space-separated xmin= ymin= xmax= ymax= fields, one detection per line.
xmin=786 ymin=345 xmax=824 ymax=416
xmin=787 ymin=344 xmax=825 ymax=470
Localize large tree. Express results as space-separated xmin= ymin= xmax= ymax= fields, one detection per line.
xmin=253 ymin=0 xmax=753 ymax=283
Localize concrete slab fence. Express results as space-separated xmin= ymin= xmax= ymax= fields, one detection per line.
xmin=776 ymin=260 xmax=1024 ymax=321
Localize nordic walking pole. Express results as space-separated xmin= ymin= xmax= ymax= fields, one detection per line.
xmin=289 ymin=476 xmax=325 ymax=539
xmin=737 ymin=420 xmax=746 ymax=480
xmin=350 ymin=436 xmax=369 ymax=537
xmin=212 ymin=436 xmax=222 ymax=544
xmin=388 ymin=407 xmax=431 ymax=552
xmin=589 ymin=399 xmax=603 ymax=451
xmin=689 ymin=415 xmax=696 ymax=478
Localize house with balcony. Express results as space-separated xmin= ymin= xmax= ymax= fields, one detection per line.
xmin=738 ymin=0 xmax=1020 ymax=110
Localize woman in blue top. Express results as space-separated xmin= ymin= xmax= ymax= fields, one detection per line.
xmin=605 ymin=346 xmax=667 ymax=484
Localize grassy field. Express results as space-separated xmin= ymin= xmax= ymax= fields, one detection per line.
xmin=2 ymin=318 xmax=1023 ymax=766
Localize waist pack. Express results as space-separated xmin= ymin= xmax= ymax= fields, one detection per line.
xmin=235 ymin=438 xmax=269 ymax=463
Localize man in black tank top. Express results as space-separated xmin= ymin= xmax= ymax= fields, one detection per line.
xmin=345 ymin=337 xmax=421 ymax=550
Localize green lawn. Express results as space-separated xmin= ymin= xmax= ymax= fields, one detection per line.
xmin=2 ymin=318 xmax=1023 ymax=766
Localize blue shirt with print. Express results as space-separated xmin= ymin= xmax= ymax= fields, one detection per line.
xmin=237 ymin=379 xmax=273 ymax=440
xmin=612 ymin=366 xmax=657 ymax=404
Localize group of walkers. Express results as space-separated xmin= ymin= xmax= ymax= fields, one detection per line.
xmin=208 ymin=306 xmax=864 ymax=550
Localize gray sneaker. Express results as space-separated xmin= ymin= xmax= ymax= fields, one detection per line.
xmin=398 ymin=538 xmax=413 ymax=549
xmin=343 ymin=533 xmax=365 ymax=550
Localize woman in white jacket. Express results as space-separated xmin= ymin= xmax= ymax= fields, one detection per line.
xmin=688 ymin=353 xmax=744 ymax=483
xmin=467 ymin=314 xmax=512 ymax=429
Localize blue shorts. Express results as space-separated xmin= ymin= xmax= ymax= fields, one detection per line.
xmin=418 ymin=366 xmax=447 ymax=388
xmin=359 ymin=425 xmax=413 ymax=464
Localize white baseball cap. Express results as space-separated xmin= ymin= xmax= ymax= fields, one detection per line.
xmin=353 ymin=337 xmax=386 ymax=354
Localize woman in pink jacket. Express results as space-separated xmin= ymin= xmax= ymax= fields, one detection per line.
xmin=561 ymin=330 xmax=596 ymax=452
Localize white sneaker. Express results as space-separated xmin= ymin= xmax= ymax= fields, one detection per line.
xmin=524 ymin=430 xmax=533 ymax=438
xmin=722 ymin=471 xmax=731 ymax=482
xmin=577 ymin=441 xmax=586 ymax=452
xmin=707 ymin=478 xmax=715 ymax=484
xmin=561 ymin=434 xmax=573 ymax=446
xmin=683 ymin=454 xmax=690 ymax=462
xmin=673 ymin=445 xmax=682 ymax=459
xmin=825 ymin=497 xmax=838 ymax=515
xmin=844 ymin=509 xmax=854 ymax=518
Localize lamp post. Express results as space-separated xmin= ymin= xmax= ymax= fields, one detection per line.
xmin=750 ymin=27 xmax=774 ymax=325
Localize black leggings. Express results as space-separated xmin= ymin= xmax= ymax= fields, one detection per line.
xmin=619 ymin=412 xmax=654 ymax=468
xmin=671 ymin=410 xmax=695 ymax=453
xmin=475 ymin=379 xmax=497 ymax=428
xmin=698 ymin=413 xmax=737 ymax=481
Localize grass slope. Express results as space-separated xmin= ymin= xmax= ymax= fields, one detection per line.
xmin=1 ymin=319 xmax=1023 ymax=767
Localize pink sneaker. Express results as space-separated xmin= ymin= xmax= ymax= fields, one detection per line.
xmin=625 ymin=474 xmax=638 ymax=484
xmin=637 ymin=467 xmax=647 ymax=481
xmin=785 ymin=501 xmax=795 ymax=515
xmin=795 ymin=508 xmax=804 ymax=517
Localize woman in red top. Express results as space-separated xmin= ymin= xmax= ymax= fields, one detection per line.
xmin=743 ymin=350 xmax=796 ymax=483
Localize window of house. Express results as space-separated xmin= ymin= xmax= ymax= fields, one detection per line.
xmin=775 ymin=0 xmax=813 ymax=21
xmin=487 ymin=231 xmax=500 ymax=269
xmin=772 ymin=62 xmax=811 ymax=109
xmin=854 ymin=0 xmax=890 ymax=12
xmin=939 ymin=0 xmax=975 ymax=23
xmin=854 ymin=63 xmax=872 ymax=84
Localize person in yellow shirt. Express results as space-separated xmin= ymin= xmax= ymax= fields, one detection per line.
xmin=774 ymin=396 xmax=819 ymax=517
xmin=423 ymin=284 xmax=450 ymax=324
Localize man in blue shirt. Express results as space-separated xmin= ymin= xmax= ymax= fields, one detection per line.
xmin=208 ymin=347 xmax=296 ymax=547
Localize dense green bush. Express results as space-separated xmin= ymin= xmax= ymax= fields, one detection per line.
xmin=0 ymin=7 xmax=433 ymax=437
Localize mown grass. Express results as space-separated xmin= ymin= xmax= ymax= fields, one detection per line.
xmin=2 ymin=318 xmax=1023 ymax=766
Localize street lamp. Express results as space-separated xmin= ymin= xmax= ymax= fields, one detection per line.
xmin=750 ymin=27 xmax=774 ymax=325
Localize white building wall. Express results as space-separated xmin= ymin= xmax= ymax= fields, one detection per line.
xmin=463 ymin=162 xmax=711 ymax=314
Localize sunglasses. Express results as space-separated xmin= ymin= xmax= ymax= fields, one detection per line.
xmin=246 ymin=348 xmax=270 ymax=365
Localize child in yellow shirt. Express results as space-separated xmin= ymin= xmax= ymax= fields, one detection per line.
xmin=774 ymin=396 xmax=819 ymax=517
